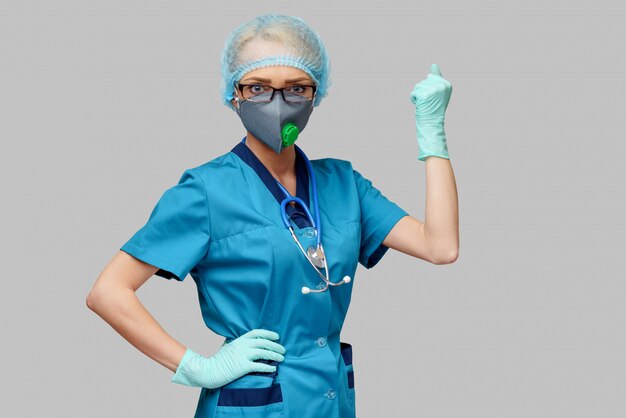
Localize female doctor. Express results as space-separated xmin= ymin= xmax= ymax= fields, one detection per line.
xmin=86 ymin=13 xmax=458 ymax=418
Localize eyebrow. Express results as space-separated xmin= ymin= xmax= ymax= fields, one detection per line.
xmin=241 ymin=76 xmax=313 ymax=84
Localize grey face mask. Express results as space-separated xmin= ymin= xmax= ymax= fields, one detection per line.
xmin=234 ymin=92 xmax=314 ymax=154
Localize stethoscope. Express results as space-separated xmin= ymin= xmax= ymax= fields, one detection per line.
xmin=273 ymin=146 xmax=352 ymax=295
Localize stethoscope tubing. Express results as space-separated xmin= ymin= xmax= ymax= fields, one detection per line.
xmin=274 ymin=146 xmax=350 ymax=293
xmin=239 ymin=136 xmax=349 ymax=293
xmin=275 ymin=146 xmax=321 ymax=247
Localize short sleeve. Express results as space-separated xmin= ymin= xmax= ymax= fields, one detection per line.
xmin=353 ymin=167 xmax=409 ymax=269
xmin=120 ymin=169 xmax=210 ymax=281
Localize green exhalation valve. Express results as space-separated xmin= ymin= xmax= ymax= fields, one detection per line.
xmin=281 ymin=123 xmax=299 ymax=147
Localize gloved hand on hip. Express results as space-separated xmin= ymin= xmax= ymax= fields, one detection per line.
xmin=171 ymin=328 xmax=286 ymax=389
xmin=409 ymin=63 xmax=453 ymax=161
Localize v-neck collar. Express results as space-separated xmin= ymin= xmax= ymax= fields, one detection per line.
xmin=230 ymin=136 xmax=313 ymax=229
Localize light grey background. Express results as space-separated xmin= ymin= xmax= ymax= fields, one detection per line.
xmin=2 ymin=0 xmax=625 ymax=417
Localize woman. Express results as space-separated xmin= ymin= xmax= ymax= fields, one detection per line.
xmin=87 ymin=13 xmax=458 ymax=418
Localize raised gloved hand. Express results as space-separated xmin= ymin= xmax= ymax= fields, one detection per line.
xmin=171 ymin=329 xmax=286 ymax=389
xmin=409 ymin=63 xmax=453 ymax=161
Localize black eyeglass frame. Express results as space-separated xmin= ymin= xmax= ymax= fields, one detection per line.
xmin=235 ymin=83 xmax=317 ymax=103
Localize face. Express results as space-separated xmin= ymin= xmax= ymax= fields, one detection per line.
xmin=231 ymin=65 xmax=315 ymax=109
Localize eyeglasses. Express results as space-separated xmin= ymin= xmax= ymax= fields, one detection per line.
xmin=236 ymin=83 xmax=317 ymax=103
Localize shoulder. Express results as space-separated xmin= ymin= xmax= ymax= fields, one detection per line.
xmin=310 ymin=157 xmax=362 ymax=190
xmin=310 ymin=156 xmax=354 ymax=174
xmin=309 ymin=157 xmax=357 ymax=187
xmin=183 ymin=150 xmax=242 ymax=185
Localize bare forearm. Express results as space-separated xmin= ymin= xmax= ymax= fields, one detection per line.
xmin=423 ymin=156 xmax=459 ymax=262
xmin=87 ymin=286 xmax=186 ymax=373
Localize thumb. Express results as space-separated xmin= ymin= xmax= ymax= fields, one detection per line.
xmin=430 ymin=63 xmax=442 ymax=76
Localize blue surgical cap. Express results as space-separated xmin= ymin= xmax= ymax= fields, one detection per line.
xmin=220 ymin=13 xmax=332 ymax=111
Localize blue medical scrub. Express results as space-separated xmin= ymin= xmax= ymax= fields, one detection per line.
xmin=120 ymin=137 xmax=409 ymax=418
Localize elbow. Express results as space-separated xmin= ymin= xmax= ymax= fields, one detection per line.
xmin=86 ymin=287 xmax=107 ymax=312
xmin=87 ymin=281 xmax=132 ymax=313
xmin=86 ymin=290 xmax=98 ymax=311
xmin=430 ymin=247 xmax=459 ymax=265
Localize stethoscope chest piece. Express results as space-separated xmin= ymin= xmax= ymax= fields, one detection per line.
xmin=307 ymin=245 xmax=326 ymax=268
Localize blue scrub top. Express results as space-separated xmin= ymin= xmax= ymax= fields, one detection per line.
xmin=120 ymin=137 xmax=409 ymax=418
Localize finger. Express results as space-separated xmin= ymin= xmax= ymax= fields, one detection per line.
xmin=252 ymin=338 xmax=287 ymax=355
xmin=249 ymin=361 xmax=277 ymax=374
xmin=430 ymin=63 xmax=442 ymax=76
xmin=410 ymin=84 xmax=425 ymax=104
xmin=250 ymin=348 xmax=285 ymax=363
xmin=244 ymin=329 xmax=280 ymax=341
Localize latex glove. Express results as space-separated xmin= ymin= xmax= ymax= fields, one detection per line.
xmin=171 ymin=329 xmax=286 ymax=389
xmin=409 ymin=63 xmax=453 ymax=161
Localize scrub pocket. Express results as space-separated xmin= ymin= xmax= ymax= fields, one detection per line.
xmin=215 ymin=359 xmax=285 ymax=418
xmin=341 ymin=341 xmax=356 ymax=409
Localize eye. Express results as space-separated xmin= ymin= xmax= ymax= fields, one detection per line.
xmin=289 ymin=85 xmax=305 ymax=94
xmin=249 ymin=84 xmax=265 ymax=94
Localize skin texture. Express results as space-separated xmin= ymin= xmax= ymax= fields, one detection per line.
xmin=86 ymin=64 xmax=459 ymax=376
